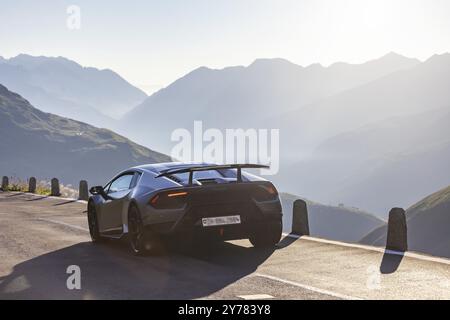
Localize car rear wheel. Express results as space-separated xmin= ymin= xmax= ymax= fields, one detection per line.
xmin=87 ymin=202 xmax=104 ymax=243
xmin=128 ymin=205 xmax=161 ymax=255
xmin=128 ymin=205 xmax=146 ymax=255
xmin=249 ymin=220 xmax=282 ymax=248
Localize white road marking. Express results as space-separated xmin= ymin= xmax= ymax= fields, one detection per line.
xmin=253 ymin=273 xmax=363 ymax=300
xmin=36 ymin=218 xmax=89 ymax=232
xmin=238 ymin=294 xmax=274 ymax=300
xmin=283 ymin=233 xmax=450 ymax=266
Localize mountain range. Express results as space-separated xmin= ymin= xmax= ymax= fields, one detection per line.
xmin=0 ymin=54 xmax=148 ymax=127
xmin=117 ymin=52 xmax=450 ymax=218
xmin=0 ymin=84 xmax=168 ymax=187
xmin=119 ymin=52 xmax=419 ymax=153
xmin=274 ymin=53 xmax=450 ymax=216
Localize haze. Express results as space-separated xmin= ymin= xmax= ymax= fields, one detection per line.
xmin=1 ymin=0 xmax=450 ymax=93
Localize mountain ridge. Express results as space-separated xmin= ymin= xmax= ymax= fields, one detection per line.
xmin=0 ymin=84 xmax=169 ymax=186
xmin=120 ymin=52 xmax=420 ymax=153
xmin=0 ymin=54 xmax=148 ymax=126
xmin=272 ymin=52 xmax=450 ymax=215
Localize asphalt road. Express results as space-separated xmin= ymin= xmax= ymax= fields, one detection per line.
xmin=1 ymin=191 xmax=449 ymax=300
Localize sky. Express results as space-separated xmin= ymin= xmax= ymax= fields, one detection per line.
xmin=1 ymin=0 xmax=450 ymax=94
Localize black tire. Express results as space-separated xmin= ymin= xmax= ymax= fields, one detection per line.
xmin=128 ymin=204 xmax=161 ymax=255
xmin=128 ymin=205 xmax=146 ymax=255
xmin=249 ymin=220 xmax=282 ymax=248
xmin=87 ymin=201 xmax=104 ymax=243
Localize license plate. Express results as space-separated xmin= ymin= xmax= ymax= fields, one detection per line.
xmin=202 ymin=215 xmax=241 ymax=227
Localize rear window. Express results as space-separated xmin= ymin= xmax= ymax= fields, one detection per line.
xmin=166 ymin=168 xmax=251 ymax=184
xmin=173 ymin=170 xmax=224 ymax=182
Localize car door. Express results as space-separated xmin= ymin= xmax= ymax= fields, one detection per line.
xmin=98 ymin=172 xmax=135 ymax=234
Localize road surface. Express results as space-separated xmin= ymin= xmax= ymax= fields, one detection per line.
xmin=0 ymin=191 xmax=449 ymax=300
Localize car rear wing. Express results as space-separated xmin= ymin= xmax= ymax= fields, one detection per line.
xmin=155 ymin=164 xmax=269 ymax=184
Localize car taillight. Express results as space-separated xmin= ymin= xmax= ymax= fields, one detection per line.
xmin=150 ymin=194 xmax=160 ymax=205
xmin=167 ymin=191 xmax=188 ymax=197
xmin=253 ymin=184 xmax=278 ymax=201
xmin=149 ymin=191 xmax=188 ymax=209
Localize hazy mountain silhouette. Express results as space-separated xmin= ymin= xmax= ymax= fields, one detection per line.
xmin=274 ymin=53 xmax=450 ymax=216
xmin=0 ymin=84 xmax=169 ymax=186
xmin=361 ymin=185 xmax=450 ymax=259
xmin=120 ymin=53 xmax=419 ymax=153
xmin=280 ymin=193 xmax=385 ymax=243
xmin=274 ymin=53 xmax=450 ymax=156
xmin=118 ymin=52 xmax=450 ymax=217
xmin=0 ymin=54 xmax=147 ymax=126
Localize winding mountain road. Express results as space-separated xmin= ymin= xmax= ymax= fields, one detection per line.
xmin=0 ymin=191 xmax=449 ymax=300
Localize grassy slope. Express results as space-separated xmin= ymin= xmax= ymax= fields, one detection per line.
xmin=360 ymin=185 xmax=450 ymax=258
xmin=0 ymin=84 xmax=170 ymax=186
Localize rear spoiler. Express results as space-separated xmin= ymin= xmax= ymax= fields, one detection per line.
xmin=155 ymin=164 xmax=269 ymax=184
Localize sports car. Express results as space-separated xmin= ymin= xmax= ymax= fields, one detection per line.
xmin=87 ymin=163 xmax=283 ymax=255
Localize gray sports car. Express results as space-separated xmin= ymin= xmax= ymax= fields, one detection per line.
xmin=87 ymin=163 xmax=283 ymax=255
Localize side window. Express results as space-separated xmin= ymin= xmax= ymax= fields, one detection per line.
xmin=108 ymin=174 xmax=134 ymax=194
xmin=130 ymin=172 xmax=142 ymax=189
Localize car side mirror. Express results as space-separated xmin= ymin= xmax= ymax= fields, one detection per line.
xmin=89 ymin=186 xmax=109 ymax=200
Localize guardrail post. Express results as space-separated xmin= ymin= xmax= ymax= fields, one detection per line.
xmin=1 ymin=176 xmax=8 ymax=191
xmin=28 ymin=177 xmax=37 ymax=193
xmin=386 ymin=207 xmax=407 ymax=252
xmin=78 ymin=180 xmax=89 ymax=201
xmin=51 ymin=178 xmax=60 ymax=196
xmin=292 ymin=199 xmax=310 ymax=236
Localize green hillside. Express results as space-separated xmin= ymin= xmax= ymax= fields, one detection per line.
xmin=0 ymin=84 xmax=169 ymax=186
xmin=360 ymin=185 xmax=450 ymax=258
